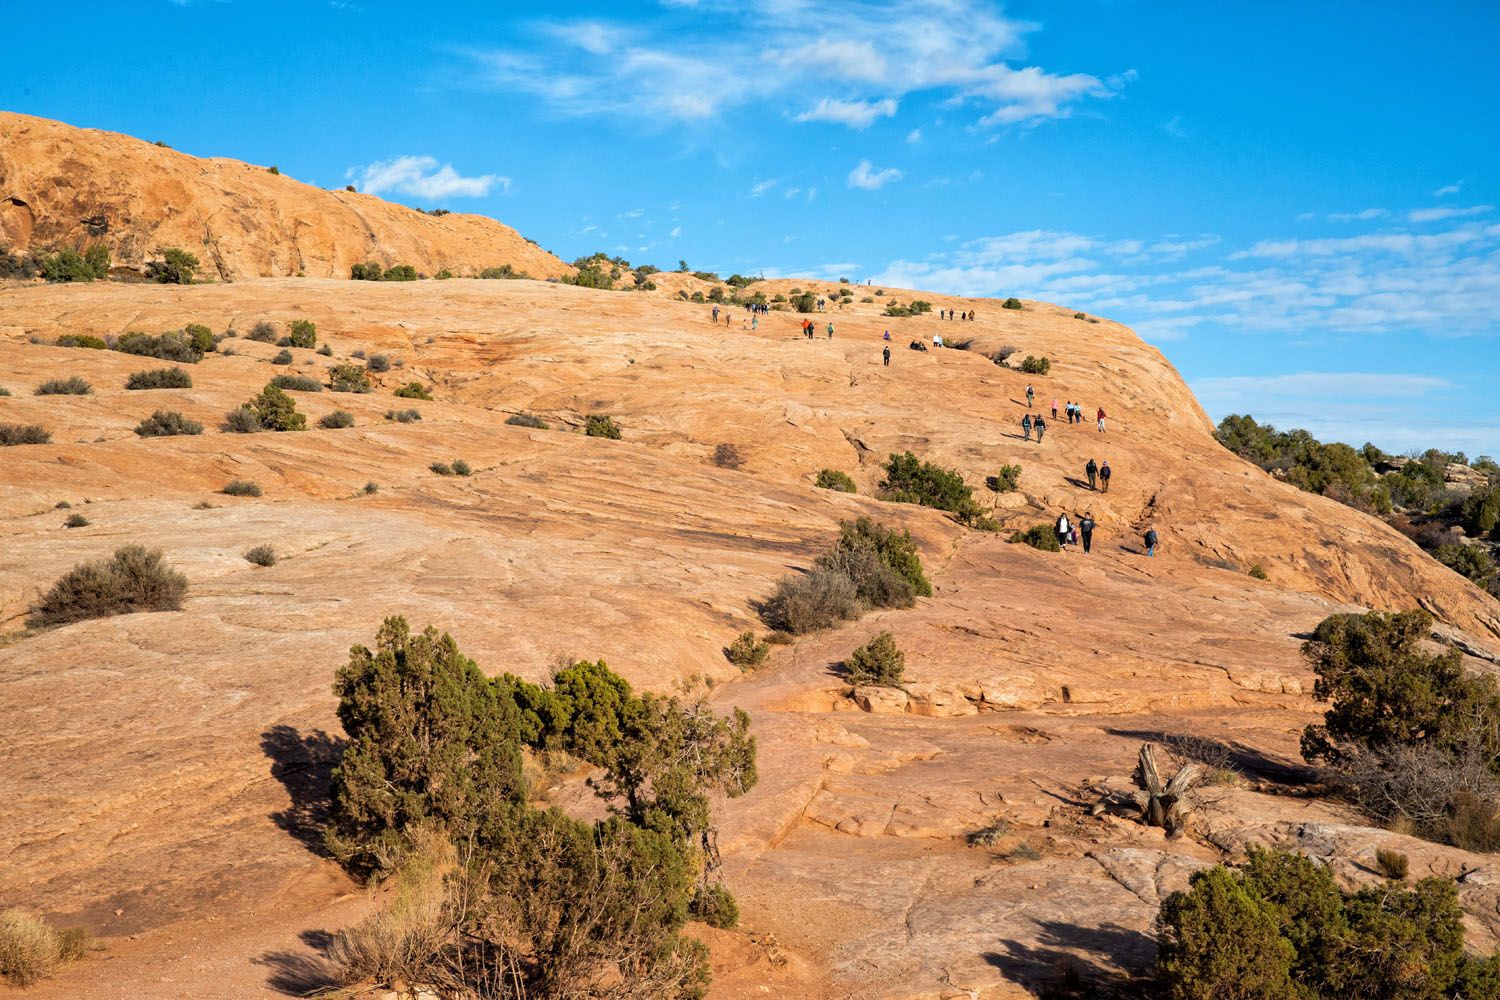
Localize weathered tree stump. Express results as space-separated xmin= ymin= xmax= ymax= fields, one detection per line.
xmin=1132 ymin=742 xmax=1201 ymax=835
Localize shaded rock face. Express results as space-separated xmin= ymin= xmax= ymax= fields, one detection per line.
xmin=0 ymin=113 xmax=572 ymax=281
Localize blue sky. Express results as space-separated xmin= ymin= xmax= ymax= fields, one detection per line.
xmin=4 ymin=1 xmax=1497 ymax=457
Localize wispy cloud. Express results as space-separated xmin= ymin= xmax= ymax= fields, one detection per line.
xmin=848 ymin=160 xmax=902 ymax=190
xmin=351 ymin=155 xmax=507 ymax=199
xmin=750 ymin=178 xmax=779 ymax=197
xmin=793 ymin=97 xmax=898 ymax=129
xmin=1408 ymin=204 xmax=1492 ymax=223
xmin=1328 ymin=208 xmax=1387 ymax=222
xmin=1434 ymin=182 xmax=1462 ymax=197
xmin=464 ymin=1 xmax=1128 ymax=131
xmin=905 ymin=128 xmax=923 ymax=144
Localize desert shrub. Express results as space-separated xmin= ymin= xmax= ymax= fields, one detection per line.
xmin=115 ymin=330 xmax=200 ymax=363
xmin=430 ymin=462 xmax=454 ymax=476
xmin=1249 ymin=564 xmax=1269 ymax=580
xmin=38 ymin=245 xmax=109 ymax=283
xmin=451 ymin=459 xmax=472 ymax=476
xmin=222 ymin=479 xmax=263 ymax=497
xmin=880 ymin=451 xmax=979 ymax=519
xmin=363 ymin=482 xmax=379 ymax=494
xmin=1073 ymin=311 xmax=1088 ymax=320
xmin=1002 ymin=297 xmax=1024 ymax=310
xmin=28 ymin=544 xmax=187 ymax=628
xmin=586 ymin=414 xmax=622 ymax=439
xmin=125 ymin=368 xmax=192 ymax=390
xmin=35 ymin=376 xmax=92 ymax=395
xmin=270 ymin=374 xmax=322 ymax=393
xmin=367 ymin=353 xmax=391 ymax=373
xmin=815 ymin=469 xmax=856 ymax=493
xmin=0 ymin=388 xmax=8 ymax=397
xmin=0 ymin=908 xmax=91 ymax=986
xmin=55 ymin=334 xmax=107 ymax=349
xmin=383 ymin=264 xmax=419 ymax=282
xmin=221 ymin=406 xmax=261 ymax=433
xmin=134 ymin=409 xmax=203 ymax=437
xmin=725 ymin=630 xmax=770 ymax=668
xmin=184 ymin=323 xmax=215 ymax=354
xmin=1019 ymin=355 xmax=1051 ymax=375
xmin=282 ymin=319 xmax=316 ymax=349
xmin=246 ymin=322 xmax=279 ymax=344
xmin=270 ymin=349 xmax=293 ymax=365
xmin=64 ymin=513 xmax=89 ymax=528
xmin=240 ymin=384 xmax=306 ymax=431
xmin=329 ymin=364 xmax=373 ymax=393
xmin=319 ymin=410 xmax=354 ymax=429
xmin=393 ymin=382 xmax=432 ymax=400
xmin=1376 ymin=848 xmax=1409 ymax=880
xmin=506 ymin=412 xmax=548 ymax=429
xmin=0 ymin=423 xmax=52 ymax=446
xmin=317 ymin=343 xmax=334 ymax=356
xmin=350 ymin=262 xmax=382 ymax=280
xmin=760 ymin=566 xmax=858 ymax=634
xmin=244 ymin=544 xmax=277 ymax=567
xmin=1462 ymin=484 xmax=1500 ymax=537
xmin=1157 ymin=846 xmax=1494 ymax=1000
xmin=326 ymin=617 xmax=527 ymax=875
xmin=691 ymin=883 xmax=740 ymax=929
xmin=479 ymin=264 xmax=526 ymax=279
xmin=1009 ymin=524 xmax=1061 ymax=552
xmin=821 ymin=516 xmax=932 ymax=602
xmin=387 ymin=408 xmax=422 ymax=423
xmin=1435 ymin=544 xmax=1496 ymax=586
xmin=146 ymin=247 xmax=198 ymax=284
xmin=844 ymin=631 xmax=904 ymax=687
xmin=710 ymin=443 xmax=745 ymax=470
xmin=791 ymin=291 xmax=817 ymax=313
xmin=988 ymin=464 xmax=1021 ymax=492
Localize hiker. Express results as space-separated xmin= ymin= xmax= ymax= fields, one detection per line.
xmin=1085 ymin=458 xmax=1098 ymax=490
xmin=1144 ymin=525 xmax=1159 ymax=557
xmin=827 ymin=322 xmax=834 ymax=339
xmin=882 ymin=345 xmax=891 ymax=366
xmin=1097 ymin=407 xmax=1107 ymax=432
xmin=1066 ymin=401 xmax=1076 ymax=424
xmin=752 ymin=314 xmax=759 ymax=330
xmin=883 ymin=330 xmax=891 ymax=341
xmin=910 ymin=340 xmax=927 ymax=352
xmin=1034 ymin=414 xmax=1046 ymax=443
xmin=1055 ymin=511 xmax=1071 ymax=549
xmin=1100 ymin=460 xmax=1112 ymax=493
xmin=712 ymin=305 xmax=720 ymax=323
xmin=1026 ymin=384 xmax=1035 ymax=408
xmin=1080 ymin=511 xmax=1096 ymax=554
xmin=1021 ymin=413 xmax=1032 ymax=441
xmin=933 ymin=332 xmax=943 ymax=348
xmin=1051 ymin=398 xmax=1058 ymax=419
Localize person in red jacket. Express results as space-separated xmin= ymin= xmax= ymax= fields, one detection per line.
xmin=1097 ymin=407 xmax=1107 ymax=433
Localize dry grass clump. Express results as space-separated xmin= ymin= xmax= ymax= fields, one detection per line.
xmin=506 ymin=412 xmax=548 ymax=429
xmin=125 ymin=368 xmax=193 ymax=390
xmin=222 ymin=479 xmax=263 ymax=497
xmin=244 ymin=545 xmax=277 ymax=567
xmin=35 ymin=376 xmax=92 ymax=395
xmin=0 ymin=909 xmax=92 ymax=986
xmin=27 ymin=545 xmax=187 ymax=629
xmin=64 ymin=514 xmax=89 ymax=529
xmin=319 ymin=410 xmax=355 ymax=429
xmin=134 ymin=410 xmax=204 ymax=437
xmin=0 ymin=423 xmax=51 ymax=446
xmin=386 ymin=408 xmax=422 ymax=423
xmin=329 ymin=828 xmax=455 ymax=990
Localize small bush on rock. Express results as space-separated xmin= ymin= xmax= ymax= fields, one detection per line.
xmin=271 ymin=349 xmax=293 ymax=365
xmin=28 ymin=544 xmax=187 ymax=628
xmin=1003 ymin=297 xmax=1024 ymax=310
xmin=146 ymin=247 xmax=198 ymax=284
xmin=115 ymin=330 xmax=201 ymax=363
xmin=286 ymin=319 xmax=316 ymax=349
xmin=988 ymin=464 xmax=1021 ymax=492
xmin=1019 ymin=355 xmax=1051 ymax=375
xmin=221 ymin=406 xmax=261 ymax=433
xmin=329 ymin=364 xmax=373 ymax=393
xmin=244 ymin=384 xmax=306 ymax=431
xmin=134 ymin=410 xmax=203 ymax=437
xmin=56 ymin=334 xmax=107 ymax=350
xmin=586 ymin=414 xmax=622 ymax=439
xmin=246 ymin=322 xmax=279 ymax=344
xmin=393 ymin=382 xmax=432 ymax=400
xmin=0 ymin=423 xmax=52 ymax=446
xmin=222 ymin=479 xmax=263 ymax=497
xmin=244 ymin=545 xmax=277 ymax=567
xmin=270 ymin=374 xmax=322 ymax=393
xmin=126 ymin=368 xmax=192 ymax=390
xmin=761 ymin=567 xmax=858 ymax=634
xmin=815 ymin=469 xmax=856 ymax=493
xmin=35 ymin=377 xmax=91 ymax=395
xmin=845 ymin=631 xmax=905 ymax=687
xmin=386 ymin=408 xmax=421 ymax=423
xmin=367 ymin=353 xmax=391 ymax=373
xmin=0 ymin=908 xmax=92 ymax=986
xmin=64 ymin=514 xmax=89 ymax=528
xmin=319 ymin=410 xmax=354 ymax=429
xmin=1009 ymin=524 xmax=1061 ymax=552
xmin=184 ymin=324 xmax=215 ymax=354
xmin=506 ymin=412 xmax=548 ymax=429
xmin=725 ymin=630 xmax=770 ymax=668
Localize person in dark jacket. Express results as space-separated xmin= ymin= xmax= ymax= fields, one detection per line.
xmin=882 ymin=345 xmax=891 ymax=366
xmin=1079 ymin=511 xmax=1095 ymax=554
xmin=1100 ymin=460 xmax=1112 ymax=492
xmin=1021 ymin=413 xmax=1033 ymax=441
xmin=1026 ymin=384 xmax=1035 ymax=409
xmin=1145 ymin=526 xmax=1158 ymax=557
xmin=1033 ymin=413 xmax=1046 ymax=443
xmin=1085 ymin=458 xmax=1098 ymax=490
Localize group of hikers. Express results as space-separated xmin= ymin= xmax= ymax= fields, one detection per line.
xmin=800 ymin=318 xmax=834 ymax=339
xmin=939 ymin=309 xmax=977 ymax=321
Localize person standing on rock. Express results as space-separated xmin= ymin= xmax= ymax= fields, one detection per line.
xmin=827 ymin=321 xmax=835 ymax=339
xmin=1097 ymin=407 xmax=1107 ymax=432
xmin=882 ymin=345 xmax=890 ymax=367
xmin=752 ymin=314 xmax=759 ymax=331
xmin=1100 ymin=460 xmax=1112 ymax=493
xmin=1026 ymin=384 xmax=1035 ymax=409
xmin=883 ymin=330 xmax=891 ymax=341
xmin=1021 ymin=413 xmax=1033 ymax=441
xmin=1055 ymin=511 xmax=1072 ymax=549
xmin=1051 ymin=398 xmax=1059 ymax=420
xmin=712 ymin=305 xmax=720 ymax=324
xmin=1085 ymin=458 xmax=1098 ymax=490
xmin=1144 ymin=525 xmax=1159 ymax=557
xmin=1080 ymin=511 xmax=1096 ymax=554
xmin=1034 ymin=413 xmax=1046 ymax=444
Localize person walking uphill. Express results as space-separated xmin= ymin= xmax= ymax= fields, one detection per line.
xmin=1055 ymin=511 xmax=1072 ymax=549
xmin=1144 ymin=525 xmax=1159 ymax=557
xmin=882 ymin=345 xmax=890 ymax=367
xmin=827 ymin=321 xmax=835 ymax=339
xmin=1026 ymin=384 xmax=1035 ymax=409
xmin=1033 ymin=413 xmax=1046 ymax=444
xmin=1051 ymin=398 xmax=1059 ymax=420
xmin=1100 ymin=460 xmax=1112 ymax=493
xmin=1021 ymin=413 xmax=1033 ymax=442
xmin=1079 ymin=511 xmax=1096 ymax=554
xmin=1097 ymin=407 xmax=1107 ymax=433
xmin=1085 ymin=458 xmax=1098 ymax=491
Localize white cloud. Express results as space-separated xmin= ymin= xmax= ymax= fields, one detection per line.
xmin=1434 ymin=182 xmax=1462 ymax=197
xmin=782 ymin=186 xmax=800 ymax=199
xmin=848 ymin=159 xmax=903 ymax=190
xmin=669 ymin=225 xmax=682 ymax=238
xmin=1328 ymin=208 xmax=1387 ymax=222
xmin=466 ymin=1 xmax=1126 ymax=131
xmin=1408 ymin=204 xmax=1492 ymax=223
xmin=619 ymin=207 xmax=644 ymax=218
xmin=352 ymin=155 xmax=507 ymax=199
xmin=1161 ymin=114 xmax=1186 ymax=138
xmin=1193 ymin=373 xmax=1450 ymax=401
xmin=905 ymin=128 xmax=923 ymax=144
xmin=793 ymin=97 xmax=898 ymax=129
xmin=750 ymin=178 xmax=779 ymax=197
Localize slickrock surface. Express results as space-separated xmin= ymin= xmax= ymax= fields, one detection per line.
xmin=0 ymin=113 xmax=571 ymax=282
xmin=2 ymin=277 xmax=1498 ymax=998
